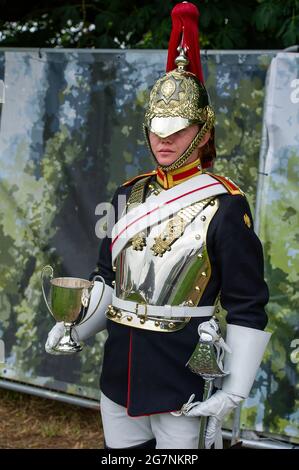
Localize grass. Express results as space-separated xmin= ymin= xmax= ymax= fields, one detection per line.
xmin=0 ymin=388 xmax=104 ymax=449
xmin=0 ymin=388 xmax=238 ymax=449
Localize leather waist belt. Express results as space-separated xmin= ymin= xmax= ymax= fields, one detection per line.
xmin=111 ymin=294 xmax=214 ymax=319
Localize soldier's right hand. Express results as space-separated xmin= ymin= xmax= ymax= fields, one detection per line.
xmin=45 ymin=322 xmax=65 ymax=355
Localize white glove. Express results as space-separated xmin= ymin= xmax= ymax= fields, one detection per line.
xmin=183 ymin=390 xmax=243 ymax=448
xmin=45 ymin=322 xmax=66 ymax=355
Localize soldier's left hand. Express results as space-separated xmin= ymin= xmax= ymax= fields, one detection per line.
xmin=183 ymin=390 xmax=243 ymax=448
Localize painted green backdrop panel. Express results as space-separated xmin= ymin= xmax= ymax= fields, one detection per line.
xmin=0 ymin=49 xmax=297 ymax=441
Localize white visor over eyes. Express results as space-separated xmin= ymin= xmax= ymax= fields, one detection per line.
xmin=149 ymin=116 xmax=190 ymax=138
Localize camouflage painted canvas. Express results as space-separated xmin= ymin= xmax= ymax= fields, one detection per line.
xmin=0 ymin=49 xmax=297 ymax=442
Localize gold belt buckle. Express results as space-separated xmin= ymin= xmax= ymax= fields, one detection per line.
xmin=135 ymin=302 xmax=148 ymax=324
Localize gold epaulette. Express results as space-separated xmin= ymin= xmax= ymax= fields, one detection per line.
xmin=206 ymin=172 xmax=245 ymax=196
xmin=121 ymin=170 xmax=157 ymax=187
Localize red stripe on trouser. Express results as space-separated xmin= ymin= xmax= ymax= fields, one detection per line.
xmin=126 ymin=329 xmax=133 ymax=413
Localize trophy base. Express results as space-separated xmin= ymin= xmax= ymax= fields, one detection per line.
xmin=52 ymin=343 xmax=83 ymax=354
xmin=52 ymin=334 xmax=83 ymax=355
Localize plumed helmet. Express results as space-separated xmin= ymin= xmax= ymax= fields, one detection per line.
xmin=144 ymin=2 xmax=216 ymax=171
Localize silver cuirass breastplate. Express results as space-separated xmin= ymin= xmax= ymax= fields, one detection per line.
xmin=109 ymin=180 xmax=220 ymax=332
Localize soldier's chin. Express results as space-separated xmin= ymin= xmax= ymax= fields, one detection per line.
xmin=155 ymin=153 xmax=178 ymax=166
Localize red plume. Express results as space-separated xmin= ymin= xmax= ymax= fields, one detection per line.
xmin=166 ymin=2 xmax=204 ymax=83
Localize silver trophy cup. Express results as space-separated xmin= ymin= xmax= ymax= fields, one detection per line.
xmin=41 ymin=265 xmax=105 ymax=354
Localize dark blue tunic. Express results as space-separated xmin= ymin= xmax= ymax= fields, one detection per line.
xmin=90 ymin=176 xmax=269 ymax=416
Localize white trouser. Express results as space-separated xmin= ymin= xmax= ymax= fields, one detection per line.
xmin=100 ymin=391 xmax=200 ymax=449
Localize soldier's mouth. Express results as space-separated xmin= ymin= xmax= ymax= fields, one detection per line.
xmin=158 ymin=149 xmax=175 ymax=154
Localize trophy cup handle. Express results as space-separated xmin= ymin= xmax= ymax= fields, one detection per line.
xmin=41 ymin=265 xmax=55 ymax=319
xmin=79 ymin=275 xmax=106 ymax=325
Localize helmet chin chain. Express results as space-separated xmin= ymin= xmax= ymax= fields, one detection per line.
xmin=143 ymin=106 xmax=215 ymax=172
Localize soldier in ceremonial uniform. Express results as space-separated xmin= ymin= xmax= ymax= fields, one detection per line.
xmin=46 ymin=2 xmax=271 ymax=449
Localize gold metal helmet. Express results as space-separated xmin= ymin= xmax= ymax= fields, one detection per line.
xmin=144 ymin=2 xmax=216 ymax=172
